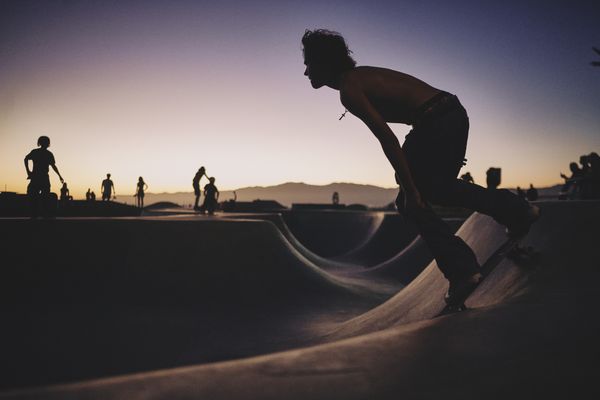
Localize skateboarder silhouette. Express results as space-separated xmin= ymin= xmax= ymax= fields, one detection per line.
xmin=302 ymin=29 xmax=539 ymax=306
xmin=193 ymin=167 xmax=208 ymax=211
xmin=24 ymin=136 xmax=64 ymax=218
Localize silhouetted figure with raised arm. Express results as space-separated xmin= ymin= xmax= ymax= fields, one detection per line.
xmin=202 ymin=177 xmax=219 ymax=215
xmin=460 ymin=172 xmax=474 ymax=184
xmin=101 ymin=173 xmax=115 ymax=201
xmin=560 ymin=162 xmax=584 ymax=199
xmin=135 ymin=176 xmax=148 ymax=208
xmin=24 ymin=136 xmax=64 ymax=218
xmin=193 ymin=166 xmax=208 ymax=211
xmin=301 ymin=29 xmax=539 ymax=306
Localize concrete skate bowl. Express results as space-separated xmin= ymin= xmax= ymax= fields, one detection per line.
xmin=280 ymin=210 xmax=385 ymax=258
xmin=0 ymin=217 xmax=397 ymax=391
xmin=227 ymin=211 xmax=430 ymax=274
xmin=3 ymin=201 xmax=600 ymax=399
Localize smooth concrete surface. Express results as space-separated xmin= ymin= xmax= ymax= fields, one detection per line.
xmin=1 ymin=202 xmax=598 ymax=399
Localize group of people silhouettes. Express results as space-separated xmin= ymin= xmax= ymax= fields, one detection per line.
xmin=559 ymin=152 xmax=600 ymax=200
xmin=23 ymin=136 xmax=222 ymax=217
xmin=193 ymin=166 xmax=219 ymax=215
xmin=23 ymin=136 xmax=174 ymax=214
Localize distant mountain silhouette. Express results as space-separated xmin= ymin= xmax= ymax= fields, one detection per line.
xmin=142 ymin=182 xmax=398 ymax=208
xmin=137 ymin=182 xmax=563 ymax=209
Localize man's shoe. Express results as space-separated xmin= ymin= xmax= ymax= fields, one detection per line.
xmin=444 ymin=272 xmax=482 ymax=306
xmin=506 ymin=204 xmax=541 ymax=238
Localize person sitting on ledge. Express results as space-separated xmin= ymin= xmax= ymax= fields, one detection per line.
xmin=301 ymin=29 xmax=539 ymax=306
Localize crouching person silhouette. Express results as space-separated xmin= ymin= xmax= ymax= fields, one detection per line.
xmin=202 ymin=177 xmax=219 ymax=215
xmin=301 ymin=29 xmax=539 ymax=306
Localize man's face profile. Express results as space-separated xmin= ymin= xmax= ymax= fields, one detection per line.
xmin=303 ymin=54 xmax=326 ymax=89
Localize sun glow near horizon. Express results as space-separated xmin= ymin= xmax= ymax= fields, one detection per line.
xmin=1 ymin=1 xmax=598 ymax=199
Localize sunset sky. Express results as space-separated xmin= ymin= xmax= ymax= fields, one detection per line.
xmin=1 ymin=0 xmax=599 ymax=198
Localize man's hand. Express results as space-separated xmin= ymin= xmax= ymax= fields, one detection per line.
xmin=59 ymin=176 xmax=64 ymax=184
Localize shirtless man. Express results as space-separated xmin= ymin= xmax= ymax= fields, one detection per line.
xmin=24 ymin=136 xmax=64 ymax=217
xmin=301 ymin=29 xmax=539 ymax=305
xmin=101 ymin=173 xmax=115 ymax=201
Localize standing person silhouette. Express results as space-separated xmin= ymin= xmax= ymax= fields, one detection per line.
xmin=301 ymin=29 xmax=539 ymax=306
xmin=135 ymin=177 xmax=148 ymax=208
xmin=101 ymin=173 xmax=115 ymax=201
xmin=193 ymin=166 xmax=208 ymax=211
xmin=24 ymin=136 xmax=64 ymax=218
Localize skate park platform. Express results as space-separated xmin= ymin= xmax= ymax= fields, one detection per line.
xmin=0 ymin=201 xmax=599 ymax=399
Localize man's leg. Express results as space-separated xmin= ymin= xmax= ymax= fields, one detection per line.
xmin=27 ymin=181 xmax=39 ymax=218
xmin=429 ymin=179 xmax=533 ymax=235
xmin=396 ymin=191 xmax=479 ymax=282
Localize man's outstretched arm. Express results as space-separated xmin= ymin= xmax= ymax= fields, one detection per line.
xmin=51 ymin=164 xmax=64 ymax=183
xmin=341 ymin=88 xmax=425 ymax=209
xmin=24 ymin=154 xmax=32 ymax=178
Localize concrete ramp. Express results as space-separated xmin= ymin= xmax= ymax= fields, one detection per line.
xmin=281 ymin=210 xmax=383 ymax=258
xmin=333 ymin=212 xmax=419 ymax=266
xmin=0 ymin=217 xmax=394 ymax=390
xmin=3 ymin=201 xmax=599 ymax=399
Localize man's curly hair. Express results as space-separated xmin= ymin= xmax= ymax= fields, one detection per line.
xmin=302 ymin=29 xmax=356 ymax=73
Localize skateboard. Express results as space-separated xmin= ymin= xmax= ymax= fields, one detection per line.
xmin=438 ymin=236 xmax=540 ymax=315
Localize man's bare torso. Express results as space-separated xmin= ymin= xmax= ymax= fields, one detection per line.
xmin=340 ymin=66 xmax=441 ymax=125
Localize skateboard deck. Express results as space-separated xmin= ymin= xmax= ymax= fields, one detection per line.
xmin=438 ymin=236 xmax=540 ymax=316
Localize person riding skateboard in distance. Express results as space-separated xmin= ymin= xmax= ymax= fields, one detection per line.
xmin=301 ymin=29 xmax=540 ymax=306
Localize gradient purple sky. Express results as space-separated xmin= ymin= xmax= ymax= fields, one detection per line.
xmin=1 ymin=0 xmax=599 ymax=197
